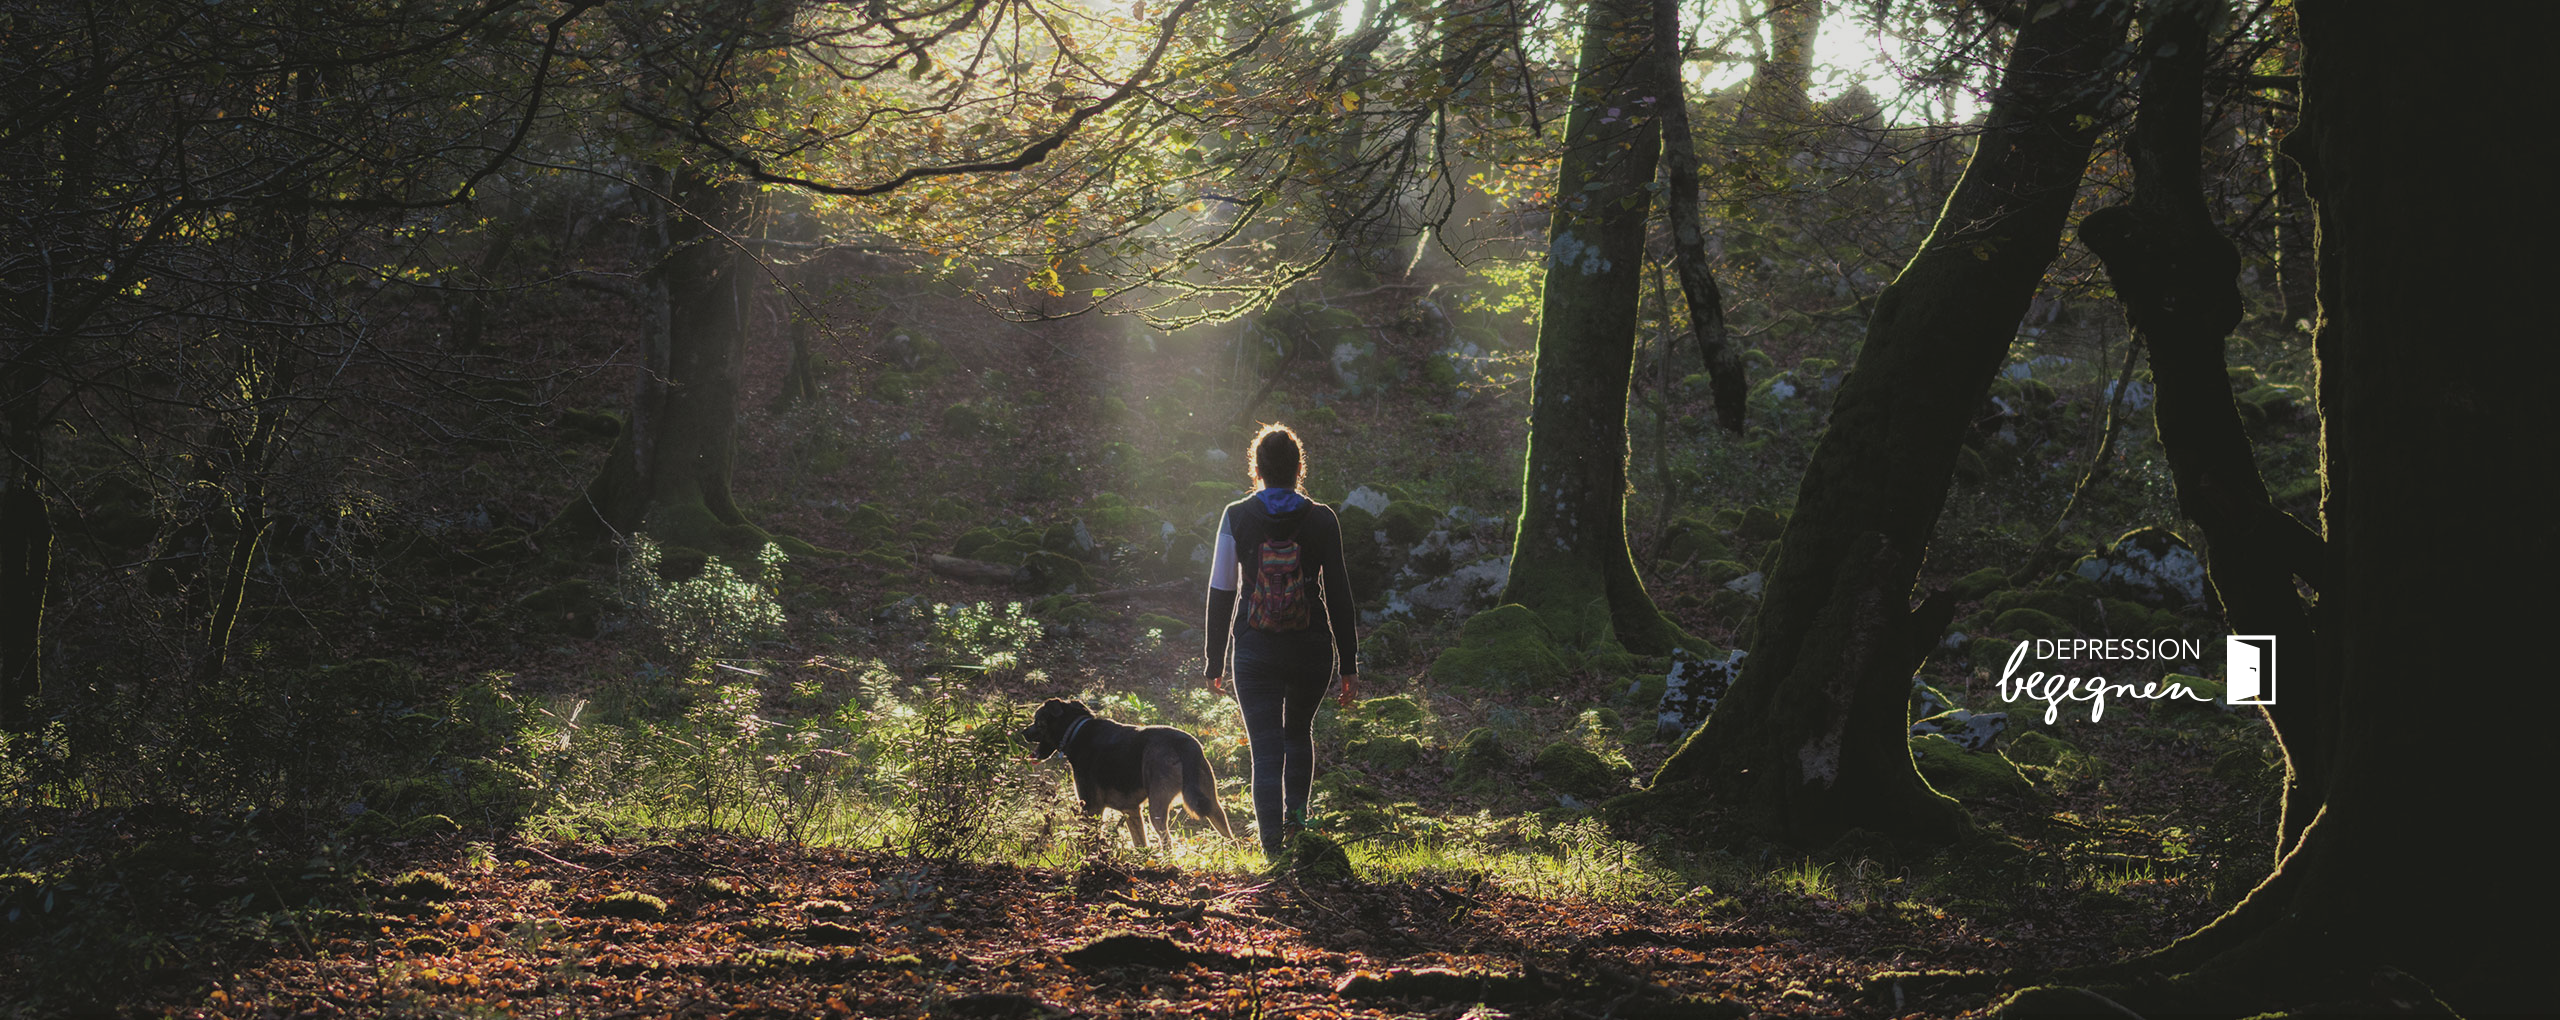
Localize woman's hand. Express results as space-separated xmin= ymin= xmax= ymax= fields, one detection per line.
xmin=1338 ymin=673 xmax=1358 ymax=708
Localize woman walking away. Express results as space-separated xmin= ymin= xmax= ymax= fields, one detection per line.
xmin=1203 ymin=423 xmax=1359 ymax=863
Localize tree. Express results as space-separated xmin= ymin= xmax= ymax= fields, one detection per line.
xmin=1492 ymin=0 xmax=1692 ymax=655
xmin=1647 ymin=0 xmax=2131 ymax=846
xmin=1 ymin=0 xmax=576 ymax=721
xmin=2071 ymin=0 xmax=2328 ymax=859
xmin=1996 ymin=4 xmax=2552 ymax=1016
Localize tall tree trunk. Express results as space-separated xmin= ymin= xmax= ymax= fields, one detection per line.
xmin=2074 ymin=0 xmax=2331 ymax=861
xmin=550 ymin=164 xmax=767 ymax=555
xmin=1654 ymin=0 xmax=1745 ymax=433
xmin=1648 ymin=0 xmax=2130 ymax=847
xmin=2268 ymin=119 xmax=2317 ymax=333
xmin=1494 ymin=0 xmax=1690 ymax=655
xmin=2000 ymin=5 xmax=2552 ymax=1017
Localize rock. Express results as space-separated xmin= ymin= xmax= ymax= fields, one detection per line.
xmin=1736 ymin=505 xmax=1787 ymax=542
xmin=583 ymin=891 xmax=669 ymax=921
xmin=1531 ymin=740 xmax=1620 ymax=798
xmin=1655 ymin=646 xmax=1744 ymax=740
xmin=1721 ymin=570 xmax=1764 ymax=598
xmin=2004 ymin=730 xmax=2076 ymax=767
xmin=1342 ymin=485 xmax=1391 ymax=516
xmin=1909 ymin=734 xmax=2035 ymax=803
xmin=2071 ymin=527 xmax=2209 ymax=609
xmin=1428 ymin=604 xmax=1570 ymax=688
xmin=390 ymin=870 xmax=461 ymax=902
xmin=1657 ymin=517 xmax=1730 ymax=566
xmin=1402 ymin=556 xmax=1510 ymax=615
xmin=1019 ymin=551 xmax=1088 ymax=594
xmin=1992 ymin=607 xmax=2075 ymax=639
xmin=1451 ymin=727 xmax=1511 ymax=779
xmin=1908 ymin=708 xmax=2008 ymax=751
xmin=1377 ymin=500 xmax=1440 ymax=545
xmin=1909 ymin=680 xmax=1955 ymax=721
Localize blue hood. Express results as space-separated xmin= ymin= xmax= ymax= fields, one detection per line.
xmin=1255 ymin=487 xmax=1307 ymax=515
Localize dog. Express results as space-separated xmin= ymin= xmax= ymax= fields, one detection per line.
xmin=1018 ymin=698 xmax=1236 ymax=850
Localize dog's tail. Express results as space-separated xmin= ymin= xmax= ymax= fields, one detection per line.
xmin=1182 ymin=742 xmax=1238 ymax=841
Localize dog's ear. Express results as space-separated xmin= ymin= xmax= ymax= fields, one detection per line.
xmin=1066 ymin=698 xmax=1092 ymax=717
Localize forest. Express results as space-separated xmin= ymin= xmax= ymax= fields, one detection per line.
xmin=0 ymin=0 xmax=2545 ymax=1016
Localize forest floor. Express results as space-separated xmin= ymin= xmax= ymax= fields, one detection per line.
xmin=33 ymin=800 xmax=2244 ymax=1020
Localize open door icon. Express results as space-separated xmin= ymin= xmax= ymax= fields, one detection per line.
xmin=2226 ymin=635 xmax=2276 ymax=705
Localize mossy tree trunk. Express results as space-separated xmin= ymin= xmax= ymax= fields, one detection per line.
xmin=2074 ymin=0 xmax=2331 ymax=861
xmin=1495 ymin=0 xmax=1689 ymax=656
xmin=550 ymin=163 xmax=769 ymax=556
xmin=1650 ymin=0 xmax=2129 ymax=847
xmin=2000 ymin=5 xmax=2553 ymax=1016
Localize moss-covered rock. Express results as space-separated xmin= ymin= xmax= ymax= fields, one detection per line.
xmin=2003 ymin=731 xmax=2076 ymax=768
xmin=1451 ymin=727 xmax=1511 ymax=779
xmin=1532 ymin=740 xmax=1621 ymax=798
xmin=390 ymin=870 xmax=462 ymax=902
xmin=1735 ymin=505 xmax=1788 ymax=542
xmin=2157 ymin=673 xmax=2225 ymax=714
xmin=1283 ymin=830 xmax=1357 ymax=879
xmin=1909 ymin=734 xmax=2035 ymax=803
xmin=1991 ymin=608 xmax=2076 ymax=640
xmin=1357 ymin=694 xmax=1431 ymax=730
xmin=952 ymin=528 xmax=1002 ymax=558
xmin=1429 ymin=605 xmax=1571 ymax=688
xmin=585 ymin=891 xmax=669 ymax=921
xmin=1658 ymin=517 xmax=1731 ymax=566
xmin=1019 ymin=551 xmax=1088 ymax=594
xmin=1377 ymin=501 xmax=1440 ymax=545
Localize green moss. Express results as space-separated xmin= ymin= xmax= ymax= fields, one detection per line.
xmin=1699 ymin=559 xmax=1752 ymax=585
xmin=1532 ymin=740 xmax=1621 ymax=798
xmin=1019 ymin=551 xmax=1088 ymax=593
xmin=1451 ymin=727 xmax=1511 ymax=779
xmin=1134 ymin=613 xmax=1190 ymax=636
xmin=1377 ymin=500 xmax=1440 ymax=545
xmin=1659 ymin=518 xmax=1731 ymax=565
xmin=390 ymin=870 xmax=462 ymax=902
xmin=1283 ymin=830 xmax=1356 ymax=879
xmin=2158 ymin=673 xmax=2224 ymax=714
xmin=942 ymin=402 xmax=984 ymax=435
xmin=2097 ymin=598 xmax=2156 ymax=636
xmin=586 ymin=891 xmax=668 ymax=921
xmin=1909 ymin=734 xmax=2035 ymax=803
xmin=1965 ymin=637 xmax=2018 ymax=671
xmin=1736 ymin=505 xmax=1787 ymax=542
xmin=1949 ymin=567 xmax=2010 ymax=602
xmin=1357 ymin=694 xmax=1431 ymax=730
xmin=2003 ymin=731 xmax=2075 ymax=767
xmin=1953 ymin=446 xmax=1989 ymax=484
xmin=1430 ymin=605 xmax=1572 ymax=688
xmin=1991 ymin=608 xmax=2075 ymax=639
xmin=1347 ymin=735 xmax=1428 ymax=771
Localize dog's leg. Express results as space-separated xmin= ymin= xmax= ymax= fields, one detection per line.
xmin=1123 ymin=810 xmax=1147 ymax=851
xmin=1149 ymin=797 xmax=1174 ymax=853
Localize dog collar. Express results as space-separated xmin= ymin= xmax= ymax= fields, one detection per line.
xmin=1058 ymin=716 xmax=1093 ymax=761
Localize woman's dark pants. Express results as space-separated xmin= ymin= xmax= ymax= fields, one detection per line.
xmin=1229 ymin=629 xmax=1331 ymax=858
